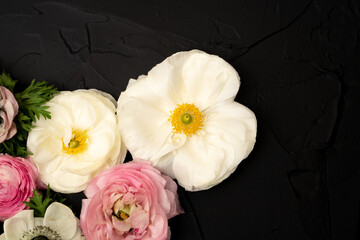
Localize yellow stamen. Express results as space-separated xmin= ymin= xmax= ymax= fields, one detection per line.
xmin=62 ymin=129 xmax=88 ymax=155
xmin=113 ymin=203 xmax=130 ymax=221
xmin=169 ymin=103 xmax=204 ymax=136
xmin=120 ymin=212 xmax=129 ymax=220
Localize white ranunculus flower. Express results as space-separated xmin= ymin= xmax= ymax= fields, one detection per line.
xmin=27 ymin=89 xmax=126 ymax=193
xmin=0 ymin=202 xmax=84 ymax=240
xmin=117 ymin=50 xmax=257 ymax=191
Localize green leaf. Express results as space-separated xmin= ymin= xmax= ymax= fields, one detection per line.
xmin=0 ymin=137 xmax=29 ymax=158
xmin=23 ymin=189 xmax=48 ymax=217
xmin=23 ymin=185 xmax=68 ymax=217
xmin=0 ymin=71 xmax=17 ymax=91
xmin=15 ymin=79 xmax=58 ymax=123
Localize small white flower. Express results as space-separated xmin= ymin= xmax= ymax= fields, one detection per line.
xmin=27 ymin=89 xmax=126 ymax=193
xmin=117 ymin=50 xmax=257 ymax=191
xmin=0 ymin=202 xmax=84 ymax=240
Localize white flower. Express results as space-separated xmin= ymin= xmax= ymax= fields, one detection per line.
xmin=117 ymin=50 xmax=257 ymax=191
xmin=0 ymin=202 xmax=84 ymax=240
xmin=27 ymin=89 xmax=126 ymax=193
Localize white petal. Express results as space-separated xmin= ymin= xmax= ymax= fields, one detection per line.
xmin=168 ymin=50 xmax=240 ymax=110
xmin=85 ymin=89 xmax=117 ymax=108
xmin=27 ymin=127 xmax=61 ymax=157
xmin=0 ymin=233 xmax=5 ymax=240
xmin=27 ymin=103 xmax=71 ymax=156
xmin=62 ymin=155 xmax=107 ymax=176
xmin=35 ymin=155 xmax=62 ymax=175
xmin=4 ymin=210 xmax=35 ymax=240
xmin=61 ymin=153 xmax=109 ymax=177
xmin=28 ymin=135 xmax=62 ymax=166
xmin=78 ymin=89 xmax=117 ymax=113
xmin=43 ymin=203 xmax=77 ymax=239
xmin=173 ymin=101 xmax=256 ymax=191
xmin=110 ymin=129 xmax=124 ymax=164
xmin=152 ymin=151 xmax=177 ymax=178
xmin=52 ymin=91 xmax=107 ymax=130
xmin=62 ymin=125 xmax=72 ymax=147
xmin=40 ymin=170 xmax=91 ymax=193
xmin=118 ymin=62 xmax=180 ymax=114
xmin=203 ymin=101 xmax=257 ymax=160
xmin=87 ymin=124 xmax=115 ymax=159
xmin=70 ymin=96 xmax=97 ymax=130
xmin=118 ymin=97 xmax=185 ymax=162
xmin=27 ymin=128 xmax=51 ymax=152
xmin=72 ymin=219 xmax=86 ymax=240
xmin=61 ymin=157 xmax=103 ymax=176
xmin=43 ymin=101 xmax=74 ymax=127
xmin=34 ymin=217 xmax=43 ymax=226
xmin=172 ymin=135 xmax=223 ymax=191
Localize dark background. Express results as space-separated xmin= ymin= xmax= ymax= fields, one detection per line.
xmin=1 ymin=0 xmax=360 ymax=239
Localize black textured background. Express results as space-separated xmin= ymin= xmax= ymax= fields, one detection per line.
xmin=1 ymin=0 xmax=360 ymax=239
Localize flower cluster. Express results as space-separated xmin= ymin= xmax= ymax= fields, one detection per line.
xmin=0 ymin=50 xmax=257 ymax=239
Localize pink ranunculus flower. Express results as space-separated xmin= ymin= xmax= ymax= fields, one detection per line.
xmin=0 ymin=154 xmax=44 ymax=221
xmin=80 ymin=160 xmax=183 ymax=240
xmin=0 ymin=86 xmax=19 ymax=143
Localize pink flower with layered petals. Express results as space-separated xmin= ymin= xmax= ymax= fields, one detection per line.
xmin=0 ymin=86 xmax=18 ymax=143
xmin=0 ymin=154 xmax=44 ymax=221
xmin=80 ymin=160 xmax=183 ymax=240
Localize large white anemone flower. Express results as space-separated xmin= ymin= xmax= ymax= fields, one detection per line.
xmin=0 ymin=202 xmax=84 ymax=240
xmin=27 ymin=90 xmax=126 ymax=193
xmin=117 ymin=50 xmax=257 ymax=191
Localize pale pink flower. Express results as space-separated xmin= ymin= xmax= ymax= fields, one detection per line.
xmin=0 ymin=86 xmax=18 ymax=143
xmin=80 ymin=160 xmax=183 ymax=240
xmin=0 ymin=154 xmax=44 ymax=221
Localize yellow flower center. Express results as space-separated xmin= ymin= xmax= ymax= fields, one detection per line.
xmin=113 ymin=203 xmax=130 ymax=221
xmin=62 ymin=129 xmax=88 ymax=155
xmin=169 ymin=103 xmax=204 ymax=136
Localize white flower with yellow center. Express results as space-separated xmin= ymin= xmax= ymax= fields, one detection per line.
xmin=27 ymin=89 xmax=126 ymax=193
xmin=117 ymin=50 xmax=257 ymax=191
xmin=0 ymin=203 xmax=84 ymax=240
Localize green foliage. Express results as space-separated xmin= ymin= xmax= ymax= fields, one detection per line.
xmin=0 ymin=71 xmax=58 ymax=158
xmin=23 ymin=185 xmax=67 ymax=218
xmin=0 ymin=71 xmax=16 ymax=91
xmin=0 ymin=137 xmax=29 ymax=158
xmin=15 ymin=79 xmax=58 ymax=122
